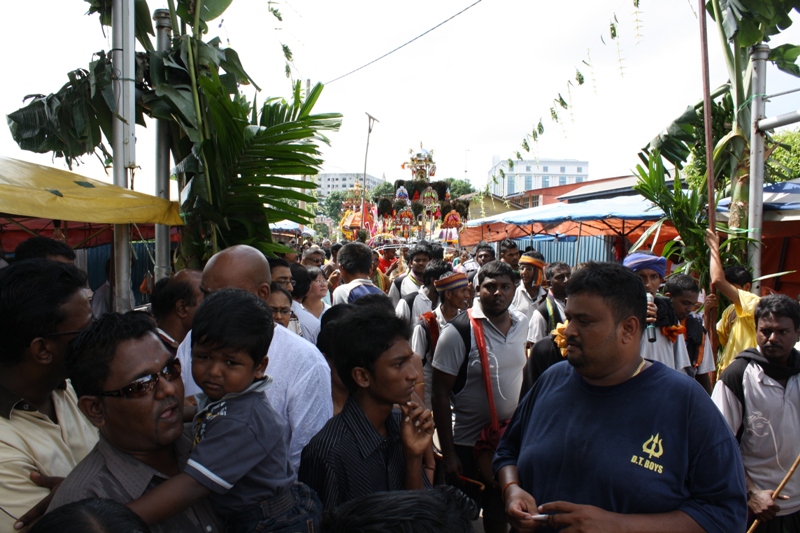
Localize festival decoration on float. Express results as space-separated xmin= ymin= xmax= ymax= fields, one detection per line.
xmin=395 ymin=185 xmax=409 ymax=205
xmin=441 ymin=209 xmax=462 ymax=229
xmin=369 ymin=143 xmax=470 ymax=243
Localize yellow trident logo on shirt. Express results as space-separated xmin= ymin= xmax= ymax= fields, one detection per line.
xmin=642 ymin=434 xmax=664 ymax=459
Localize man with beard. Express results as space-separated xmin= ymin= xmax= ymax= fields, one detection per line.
xmin=432 ymin=260 xmax=528 ymax=533
xmin=494 ymin=262 xmax=746 ymax=533
xmin=713 ymin=294 xmax=800 ymax=532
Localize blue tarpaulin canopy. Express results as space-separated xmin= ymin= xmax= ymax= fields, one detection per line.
xmin=466 ymin=195 xmax=664 ymax=227
xmin=269 ymin=220 xmax=316 ymax=236
xmin=717 ymin=178 xmax=800 ymax=221
xmin=461 ymin=195 xmax=672 ymax=246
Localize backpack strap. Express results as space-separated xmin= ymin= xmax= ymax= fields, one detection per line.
xmin=449 ymin=311 xmax=472 ymax=396
xmin=469 ymin=309 xmax=499 ymax=432
xmin=393 ymin=275 xmax=405 ymax=294
xmin=545 ymin=296 xmax=557 ymax=334
xmin=401 ymin=291 xmax=419 ymax=314
xmin=419 ymin=311 xmax=439 ymax=366
xmin=720 ymin=358 xmax=748 ymax=442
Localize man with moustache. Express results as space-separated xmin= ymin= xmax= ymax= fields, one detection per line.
xmin=494 ymin=262 xmax=746 ymax=533
xmin=48 ymin=312 xmax=221 ymax=533
xmin=713 ymin=294 xmax=800 ymax=532
xmin=432 ymin=260 xmax=528 ymax=533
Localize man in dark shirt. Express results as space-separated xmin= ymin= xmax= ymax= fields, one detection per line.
xmin=299 ymin=303 xmax=434 ymax=510
xmin=48 ymin=312 xmax=221 ymax=533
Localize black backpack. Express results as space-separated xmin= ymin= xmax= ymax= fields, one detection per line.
xmin=447 ymin=312 xmax=473 ymax=395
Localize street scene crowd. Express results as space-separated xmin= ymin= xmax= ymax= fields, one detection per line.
xmin=0 ymin=234 xmax=798 ymax=533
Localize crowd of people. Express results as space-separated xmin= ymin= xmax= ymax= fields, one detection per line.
xmin=0 ymin=234 xmax=798 ymax=533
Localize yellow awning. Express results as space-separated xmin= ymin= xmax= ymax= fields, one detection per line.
xmin=0 ymin=157 xmax=183 ymax=225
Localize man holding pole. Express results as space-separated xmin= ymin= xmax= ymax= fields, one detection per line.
xmin=713 ymin=294 xmax=800 ymax=532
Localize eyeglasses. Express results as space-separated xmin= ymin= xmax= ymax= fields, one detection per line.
xmin=276 ymin=278 xmax=296 ymax=287
xmin=312 ymin=279 xmax=328 ymax=285
xmin=98 ymin=359 xmax=182 ymax=399
xmin=270 ymin=307 xmax=292 ymax=316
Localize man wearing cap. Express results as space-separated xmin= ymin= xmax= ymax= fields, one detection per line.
xmin=411 ymin=271 xmax=470 ymax=409
xmin=395 ymin=260 xmax=452 ymax=326
xmin=511 ymin=252 xmax=547 ymax=322
xmin=623 ymin=252 xmax=692 ymax=373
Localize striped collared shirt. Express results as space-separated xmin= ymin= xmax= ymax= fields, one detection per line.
xmin=299 ymin=396 xmax=408 ymax=510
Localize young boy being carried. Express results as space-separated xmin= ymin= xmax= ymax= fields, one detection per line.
xmin=128 ymin=288 xmax=321 ymax=532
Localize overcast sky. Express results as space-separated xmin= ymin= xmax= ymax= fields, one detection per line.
xmin=2 ymin=1 xmax=800 ymax=197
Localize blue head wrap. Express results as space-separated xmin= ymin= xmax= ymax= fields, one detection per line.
xmin=622 ymin=253 xmax=667 ymax=278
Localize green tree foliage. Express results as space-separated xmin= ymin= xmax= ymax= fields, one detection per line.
xmin=445 ymin=178 xmax=476 ymax=198
xmin=371 ymin=180 xmax=395 ymax=198
xmin=319 ymin=190 xmax=346 ymax=221
xmin=6 ymin=0 xmax=341 ymax=266
xmin=633 ymin=149 xmax=748 ymax=289
xmin=639 ymin=0 xmax=800 ymax=268
xmin=767 ymin=129 xmax=800 ymax=181
xmin=312 ymin=222 xmax=330 ymax=239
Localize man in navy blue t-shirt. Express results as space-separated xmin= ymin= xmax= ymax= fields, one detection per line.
xmin=494 ymin=262 xmax=747 ymax=533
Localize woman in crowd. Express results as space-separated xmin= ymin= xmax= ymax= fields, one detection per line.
xmin=303 ymin=266 xmax=331 ymax=318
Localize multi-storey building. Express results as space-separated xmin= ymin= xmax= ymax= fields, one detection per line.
xmin=487 ymin=158 xmax=589 ymax=205
xmin=315 ymin=173 xmax=383 ymax=198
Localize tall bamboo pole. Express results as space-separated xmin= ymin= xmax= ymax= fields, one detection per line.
xmin=699 ymin=0 xmax=718 ymax=353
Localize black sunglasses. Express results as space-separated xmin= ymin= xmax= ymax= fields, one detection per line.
xmin=99 ymin=359 xmax=182 ymax=399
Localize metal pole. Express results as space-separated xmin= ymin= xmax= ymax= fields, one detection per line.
xmin=749 ymin=44 xmax=769 ymax=294
xmin=361 ymin=113 xmax=379 ymax=230
xmin=112 ymin=0 xmax=135 ymax=311
xmin=298 ymin=79 xmax=310 ymax=221
xmin=758 ymin=110 xmax=800 ymax=132
xmin=154 ymin=9 xmax=172 ymax=282
xmin=573 ymin=222 xmax=583 ymax=266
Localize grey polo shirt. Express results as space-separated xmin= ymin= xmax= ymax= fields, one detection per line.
xmin=432 ymin=300 xmax=528 ymax=447
xmin=185 ymin=377 xmax=295 ymax=517
xmin=48 ymin=429 xmax=222 ymax=533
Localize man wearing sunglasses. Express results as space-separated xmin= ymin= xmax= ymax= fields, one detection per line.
xmin=0 ymin=259 xmax=98 ymax=531
xmin=301 ymin=246 xmax=325 ymax=268
xmin=48 ymin=312 xmax=222 ymax=532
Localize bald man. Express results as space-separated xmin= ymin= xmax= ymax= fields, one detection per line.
xmin=176 ymin=245 xmax=333 ymax=470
